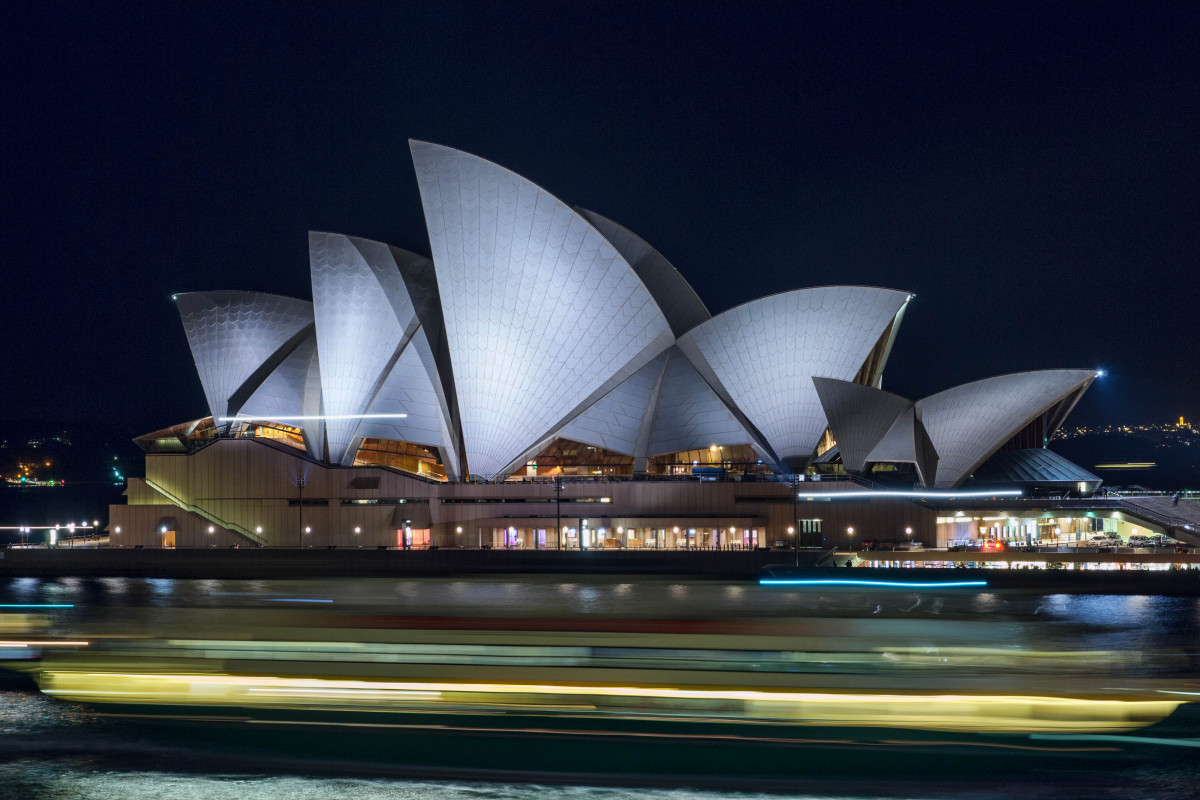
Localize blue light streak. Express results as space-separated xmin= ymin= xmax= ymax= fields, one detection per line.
xmin=759 ymin=579 xmax=988 ymax=589
xmin=264 ymin=598 xmax=334 ymax=603
xmin=0 ymin=603 xmax=75 ymax=608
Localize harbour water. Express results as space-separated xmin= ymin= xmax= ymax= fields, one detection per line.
xmin=3 ymin=577 xmax=1200 ymax=797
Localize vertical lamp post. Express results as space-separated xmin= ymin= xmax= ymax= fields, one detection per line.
xmin=295 ymin=476 xmax=307 ymax=549
xmin=792 ymin=472 xmax=800 ymax=566
xmin=555 ymin=475 xmax=562 ymax=550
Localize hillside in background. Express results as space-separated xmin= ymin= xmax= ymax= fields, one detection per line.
xmin=0 ymin=420 xmax=142 ymax=540
xmin=1051 ymin=424 xmax=1200 ymax=491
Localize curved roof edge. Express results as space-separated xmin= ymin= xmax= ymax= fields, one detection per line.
xmin=574 ymin=207 xmax=710 ymax=337
xmin=409 ymin=139 xmax=675 ymax=480
xmin=917 ymin=368 xmax=1098 ymax=488
xmin=679 ymin=286 xmax=912 ymax=464
xmin=682 ymin=284 xmax=913 ymax=337
xmin=174 ymin=290 xmax=311 ymax=305
xmin=175 ymin=291 xmax=315 ymax=425
xmin=812 ymin=377 xmax=914 ymax=473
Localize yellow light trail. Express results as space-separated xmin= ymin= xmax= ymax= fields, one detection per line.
xmin=36 ymin=671 xmax=1183 ymax=734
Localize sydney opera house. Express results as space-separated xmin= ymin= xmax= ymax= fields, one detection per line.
xmin=109 ymin=141 xmax=1106 ymax=551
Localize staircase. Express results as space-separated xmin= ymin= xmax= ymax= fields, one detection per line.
xmin=143 ymin=477 xmax=268 ymax=546
xmin=1117 ymin=496 xmax=1200 ymax=545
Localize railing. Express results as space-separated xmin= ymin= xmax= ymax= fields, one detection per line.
xmin=509 ymin=472 xmax=860 ymax=486
xmin=1115 ymin=498 xmax=1200 ymax=533
xmin=924 ymin=495 xmax=1199 ymax=539
xmin=142 ymin=477 xmax=268 ymax=546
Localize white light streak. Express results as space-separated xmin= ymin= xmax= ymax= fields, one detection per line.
xmin=797 ymin=489 xmax=1024 ymax=499
xmin=219 ymin=413 xmax=407 ymax=422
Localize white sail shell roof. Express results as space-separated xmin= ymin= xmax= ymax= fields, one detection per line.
xmin=167 ymin=143 xmax=1100 ymax=489
xmin=648 ymin=348 xmax=758 ymax=456
xmin=555 ymin=350 xmax=669 ymax=456
xmin=812 ymin=377 xmax=914 ymax=473
xmin=309 ymin=232 xmax=424 ymax=465
xmin=865 ymin=406 xmax=939 ymax=486
xmin=238 ymin=330 xmax=325 ymax=458
xmin=410 ymin=140 xmax=674 ymax=479
xmin=575 ymin=209 xmax=710 ymax=337
xmin=917 ymin=369 xmax=1098 ymax=488
xmin=359 ymin=327 xmax=461 ymax=478
xmin=176 ymin=291 xmax=314 ymax=424
xmin=678 ymin=287 xmax=911 ymax=464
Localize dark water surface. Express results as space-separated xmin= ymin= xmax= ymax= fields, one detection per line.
xmin=3 ymin=577 xmax=1200 ymax=798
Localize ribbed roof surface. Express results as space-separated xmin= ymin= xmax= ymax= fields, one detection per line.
xmin=678 ymin=287 xmax=910 ymax=464
xmin=918 ymin=370 xmax=1098 ymax=488
xmin=972 ymin=448 xmax=1101 ymax=487
xmin=176 ymin=291 xmax=314 ymax=424
xmin=411 ymin=140 xmax=674 ymax=479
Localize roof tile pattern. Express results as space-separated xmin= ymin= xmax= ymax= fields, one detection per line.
xmin=556 ymin=350 xmax=670 ymax=455
xmin=648 ymin=348 xmax=754 ymax=456
xmin=410 ymin=140 xmax=673 ymax=479
xmin=678 ymin=288 xmax=910 ymax=463
xmin=176 ymin=291 xmax=314 ymax=423
xmin=916 ymin=370 xmax=1097 ymax=488
xmin=812 ymin=377 xmax=914 ymax=472
xmin=575 ymin=209 xmax=710 ymax=337
xmin=309 ymin=232 xmax=422 ymax=464
xmin=866 ymin=406 xmax=939 ymax=486
xmin=360 ymin=328 xmax=451 ymax=452
xmin=238 ymin=330 xmax=324 ymax=456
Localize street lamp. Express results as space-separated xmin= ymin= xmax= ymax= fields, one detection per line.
xmin=295 ymin=476 xmax=307 ymax=548
xmin=847 ymin=526 xmax=855 ymax=549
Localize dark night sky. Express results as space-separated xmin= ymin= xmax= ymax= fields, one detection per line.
xmin=2 ymin=1 xmax=1197 ymax=438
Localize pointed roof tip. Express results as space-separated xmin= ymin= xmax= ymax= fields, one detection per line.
xmin=812 ymin=375 xmax=913 ymax=405
xmin=575 ymin=206 xmax=711 ymax=337
xmin=925 ymin=368 xmax=1098 ymax=399
xmin=173 ymin=290 xmax=312 ymax=306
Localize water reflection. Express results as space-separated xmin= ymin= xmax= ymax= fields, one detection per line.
xmin=3 ymin=576 xmax=1200 ymax=790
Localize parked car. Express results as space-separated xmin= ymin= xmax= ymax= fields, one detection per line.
xmin=1127 ymin=534 xmax=1155 ymax=547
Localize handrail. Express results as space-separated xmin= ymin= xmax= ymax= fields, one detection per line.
xmin=143 ymin=477 xmax=268 ymax=546
xmin=1116 ymin=498 xmax=1200 ymax=531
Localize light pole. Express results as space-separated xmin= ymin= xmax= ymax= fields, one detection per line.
xmin=792 ymin=472 xmax=800 ymax=566
xmin=295 ymin=477 xmax=307 ymax=548
xmin=555 ymin=475 xmax=562 ymax=550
